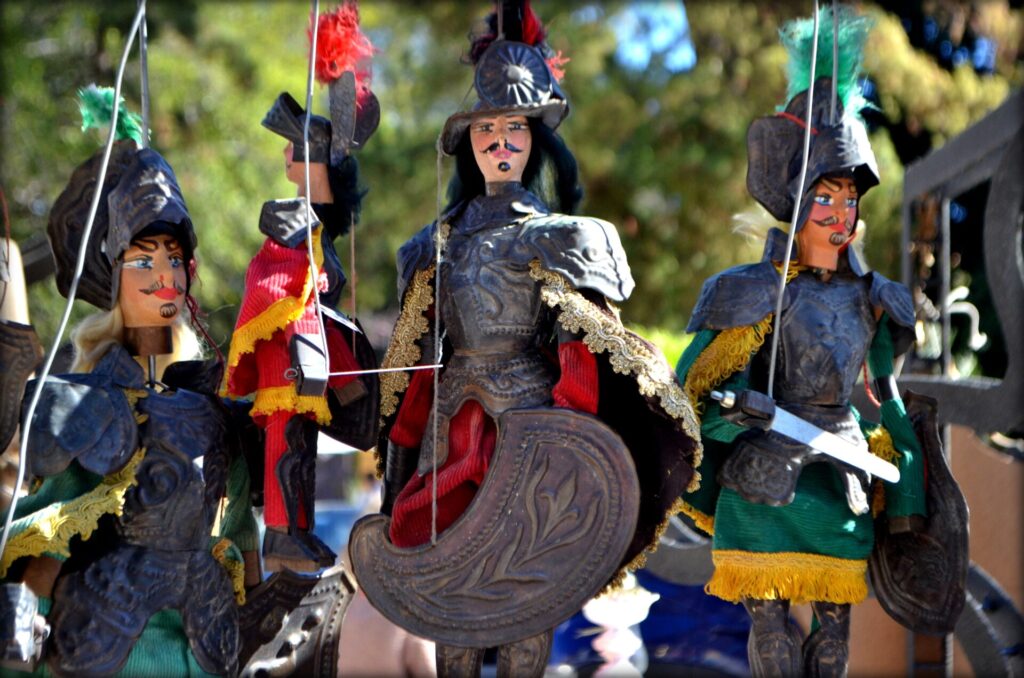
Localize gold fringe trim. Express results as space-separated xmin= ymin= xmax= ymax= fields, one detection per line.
xmin=375 ymin=265 xmax=436 ymax=475
xmin=0 ymin=448 xmax=147 ymax=578
xmin=529 ymin=261 xmax=703 ymax=491
xmin=867 ymin=426 xmax=901 ymax=516
xmin=222 ymin=230 xmax=325 ymax=392
xmin=250 ymin=385 xmax=332 ymax=425
xmin=707 ymin=549 xmax=868 ymax=605
xmin=678 ymin=499 xmax=715 ymax=536
xmin=211 ymin=538 xmax=247 ymax=606
xmin=683 ymin=318 xmax=774 ymax=416
xmin=682 ymin=264 xmax=802 ymax=418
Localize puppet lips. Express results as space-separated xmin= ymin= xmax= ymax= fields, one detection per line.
xmin=152 ymin=287 xmax=180 ymax=300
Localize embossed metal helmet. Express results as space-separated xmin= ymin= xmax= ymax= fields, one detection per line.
xmin=746 ymin=7 xmax=878 ymax=230
xmin=440 ymin=39 xmax=568 ymax=155
xmin=48 ymin=141 xmax=196 ymax=310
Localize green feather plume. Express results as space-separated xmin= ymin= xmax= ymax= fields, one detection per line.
xmin=779 ymin=5 xmax=872 ymax=116
xmin=77 ymin=84 xmax=144 ymax=144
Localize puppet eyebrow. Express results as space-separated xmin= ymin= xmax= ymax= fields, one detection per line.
xmin=131 ymin=238 xmax=160 ymax=253
xmin=819 ymin=177 xmax=843 ymax=191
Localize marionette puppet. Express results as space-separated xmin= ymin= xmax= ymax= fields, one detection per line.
xmin=347 ymin=2 xmax=702 ymax=676
xmin=0 ymin=89 xmax=252 ymax=676
xmin=222 ymin=1 xmax=381 ymax=574
xmin=675 ymin=7 xmax=967 ymax=676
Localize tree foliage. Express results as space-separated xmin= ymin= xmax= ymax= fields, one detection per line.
xmin=1 ymin=1 xmax=1021 ymax=351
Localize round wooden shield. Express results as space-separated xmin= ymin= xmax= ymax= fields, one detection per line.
xmin=348 ymin=407 xmax=640 ymax=648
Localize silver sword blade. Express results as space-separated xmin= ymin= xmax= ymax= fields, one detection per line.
xmin=772 ymin=406 xmax=900 ymax=483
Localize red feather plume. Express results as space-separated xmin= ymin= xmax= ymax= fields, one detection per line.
xmin=468 ymin=0 xmax=569 ymax=82
xmin=309 ymin=1 xmax=374 ymax=99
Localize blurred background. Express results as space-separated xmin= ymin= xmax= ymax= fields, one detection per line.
xmin=1 ymin=0 xmax=1021 ymax=366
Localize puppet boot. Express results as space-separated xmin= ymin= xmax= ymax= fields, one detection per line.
xmin=496 ymin=629 xmax=554 ymax=678
xmin=744 ymin=598 xmax=802 ymax=677
xmin=263 ymin=418 xmax=336 ymax=572
xmin=804 ymin=602 xmax=851 ymax=678
xmin=435 ymin=644 xmax=484 ymax=678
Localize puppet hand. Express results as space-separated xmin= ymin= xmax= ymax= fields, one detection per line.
xmin=713 ymin=389 xmax=775 ymax=430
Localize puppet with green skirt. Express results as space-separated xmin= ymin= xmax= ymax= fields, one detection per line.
xmin=675 ymin=7 xmax=967 ymax=676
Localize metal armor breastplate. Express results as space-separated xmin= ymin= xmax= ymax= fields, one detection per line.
xmin=440 ymin=221 xmax=546 ymax=355
xmin=420 ymin=210 xmax=555 ymax=475
xmin=769 ymin=274 xmax=875 ymax=405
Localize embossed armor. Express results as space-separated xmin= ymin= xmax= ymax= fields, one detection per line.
xmin=22 ymin=346 xmax=239 ymax=676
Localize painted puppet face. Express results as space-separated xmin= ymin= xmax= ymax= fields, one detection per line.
xmin=797 ymin=175 xmax=859 ymax=270
xmin=470 ymin=114 xmax=532 ymax=184
xmin=118 ymin=233 xmax=187 ymax=327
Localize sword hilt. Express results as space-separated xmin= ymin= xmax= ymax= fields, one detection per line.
xmin=711 ymin=389 xmax=776 ymax=430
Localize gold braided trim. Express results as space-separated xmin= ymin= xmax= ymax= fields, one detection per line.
xmin=707 ymin=549 xmax=868 ymax=605
xmin=529 ymin=261 xmax=703 ymax=491
xmin=211 ymin=538 xmax=247 ymax=606
xmin=222 ymin=230 xmax=325 ymax=395
xmin=250 ymin=385 xmax=332 ymax=425
xmin=0 ymin=448 xmax=147 ymax=578
xmin=678 ymin=499 xmax=715 ymax=536
xmin=683 ymin=318 xmax=774 ymax=416
xmin=868 ymin=426 xmax=901 ymax=516
xmin=375 ymin=265 xmax=436 ymax=475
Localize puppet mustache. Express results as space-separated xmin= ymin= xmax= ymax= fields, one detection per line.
xmin=140 ymin=280 xmax=186 ymax=295
xmin=482 ymin=140 xmax=524 ymax=154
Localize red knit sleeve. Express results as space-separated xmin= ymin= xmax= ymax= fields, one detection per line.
xmin=552 ymin=340 xmax=599 ymax=414
xmin=389 ymin=368 xmax=435 ymax=448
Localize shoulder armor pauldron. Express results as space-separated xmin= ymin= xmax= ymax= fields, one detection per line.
xmin=512 ymin=214 xmax=634 ymax=302
xmin=259 ymin=198 xmax=321 ymax=249
xmin=686 ymin=262 xmax=788 ymax=332
xmin=868 ymin=273 xmax=915 ymax=329
xmin=396 ymin=223 xmax=439 ymax=301
xmin=24 ymin=373 xmax=139 ymax=478
xmin=868 ymin=272 xmax=916 ymax=356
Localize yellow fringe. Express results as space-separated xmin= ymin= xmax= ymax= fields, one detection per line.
xmin=0 ymin=448 xmax=147 ymax=578
xmin=683 ymin=317 xmax=774 ymax=416
xmin=222 ymin=229 xmax=325 ymax=393
xmin=867 ymin=426 xmax=901 ymax=516
xmin=678 ymin=499 xmax=716 ymax=536
xmin=211 ymin=538 xmax=247 ymax=606
xmin=707 ymin=549 xmax=868 ymax=605
xmin=250 ymin=385 xmax=332 ymax=425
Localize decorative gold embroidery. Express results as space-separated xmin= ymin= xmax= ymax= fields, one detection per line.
xmin=375 ymin=265 xmax=436 ymax=474
xmin=529 ymin=261 xmax=703 ymax=488
xmin=0 ymin=448 xmax=147 ymax=577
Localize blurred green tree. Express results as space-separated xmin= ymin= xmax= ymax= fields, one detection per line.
xmin=1 ymin=1 xmax=1020 ymax=353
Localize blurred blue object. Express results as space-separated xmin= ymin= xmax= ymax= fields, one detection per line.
xmin=312 ymin=500 xmax=364 ymax=556
xmin=549 ymin=570 xmax=750 ymax=677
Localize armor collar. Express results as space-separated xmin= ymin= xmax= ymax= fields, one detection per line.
xmin=455 ymin=186 xmax=548 ymax=236
xmin=761 ymin=227 xmax=870 ymax=278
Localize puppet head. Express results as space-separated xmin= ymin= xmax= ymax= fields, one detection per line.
xmin=48 ymin=139 xmax=196 ymax=313
xmin=440 ymin=1 xmax=568 ymax=156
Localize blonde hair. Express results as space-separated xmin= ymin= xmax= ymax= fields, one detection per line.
xmin=70 ymin=306 xmax=203 ymax=377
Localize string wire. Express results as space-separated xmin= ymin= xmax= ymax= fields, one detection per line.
xmin=766 ymin=2 xmax=820 ymax=399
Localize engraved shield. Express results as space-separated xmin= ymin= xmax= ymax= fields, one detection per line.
xmin=349 ymin=408 xmax=640 ymax=648
xmin=869 ymin=391 xmax=969 ymax=634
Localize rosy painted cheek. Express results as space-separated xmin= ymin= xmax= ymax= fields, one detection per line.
xmin=808 ymin=203 xmax=832 ymax=224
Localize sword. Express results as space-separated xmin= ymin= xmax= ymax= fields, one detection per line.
xmin=710 ymin=389 xmax=900 ymax=483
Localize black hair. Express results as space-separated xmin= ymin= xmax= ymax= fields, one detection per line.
xmin=444 ymin=117 xmax=582 ymax=214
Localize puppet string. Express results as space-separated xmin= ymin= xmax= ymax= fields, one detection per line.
xmin=0 ymin=1 xmax=148 ymax=560
xmin=831 ymin=0 xmax=839 ymax=125
xmin=766 ymin=0 xmax=819 ymax=399
xmin=303 ymin=0 xmax=331 ymax=384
